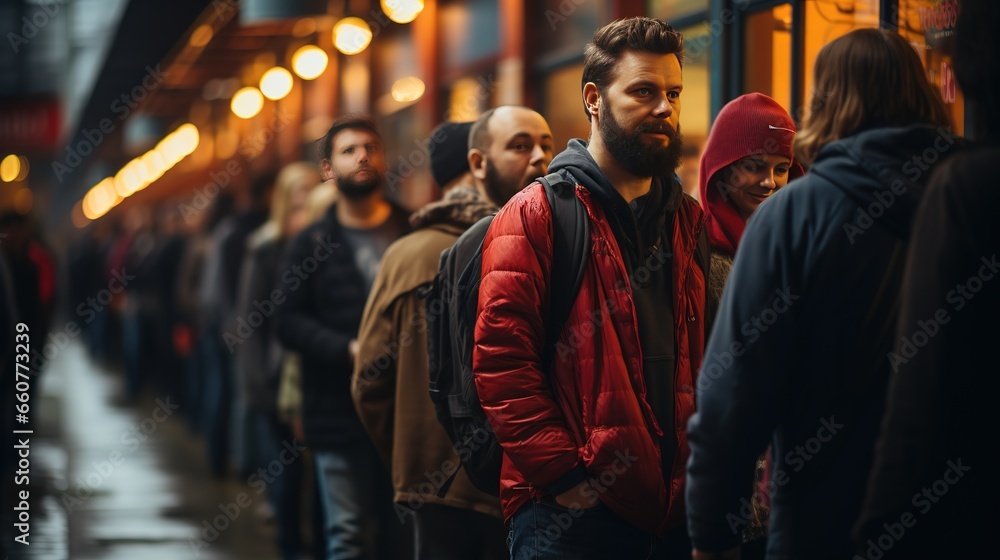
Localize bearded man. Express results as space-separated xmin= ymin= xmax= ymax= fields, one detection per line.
xmin=275 ymin=114 xmax=410 ymax=560
xmin=472 ymin=17 xmax=709 ymax=559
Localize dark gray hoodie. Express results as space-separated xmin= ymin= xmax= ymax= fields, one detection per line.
xmin=686 ymin=124 xmax=961 ymax=559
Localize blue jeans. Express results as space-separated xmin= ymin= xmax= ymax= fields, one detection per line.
xmin=201 ymin=328 xmax=232 ymax=476
xmin=256 ymin=414 xmax=304 ymax=560
xmin=508 ymin=498 xmax=665 ymax=560
xmin=313 ymin=443 xmax=383 ymax=560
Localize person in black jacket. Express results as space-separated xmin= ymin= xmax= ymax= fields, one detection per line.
xmin=853 ymin=4 xmax=1000 ymax=558
xmin=274 ymin=114 xmax=410 ymax=560
xmin=685 ymin=29 xmax=958 ymax=560
xmin=235 ymin=161 xmax=320 ymax=560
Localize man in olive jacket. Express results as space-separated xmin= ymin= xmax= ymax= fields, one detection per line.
xmin=352 ymin=108 xmax=555 ymax=559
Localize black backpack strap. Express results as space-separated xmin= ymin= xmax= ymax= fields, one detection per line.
xmin=538 ymin=171 xmax=590 ymax=367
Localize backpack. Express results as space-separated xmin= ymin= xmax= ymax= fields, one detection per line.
xmin=426 ymin=171 xmax=590 ymax=497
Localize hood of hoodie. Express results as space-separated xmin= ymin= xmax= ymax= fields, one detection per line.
xmin=549 ymin=139 xmax=682 ymax=261
xmin=809 ymin=124 xmax=960 ymax=239
xmin=408 ymin=185 xmax=498 ymax=231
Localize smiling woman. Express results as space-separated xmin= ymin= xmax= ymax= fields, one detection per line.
xmin=698 ymin=92 xmax=801 ymax=322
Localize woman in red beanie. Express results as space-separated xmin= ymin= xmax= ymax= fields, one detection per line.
xmin=697 ymin=93 xmax=802 ymax=560
xmin=699 ymin=93 xmax=803 ymax=320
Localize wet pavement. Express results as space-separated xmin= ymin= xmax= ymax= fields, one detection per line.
xmin=3 ymin=341 xmax=281 ymax=559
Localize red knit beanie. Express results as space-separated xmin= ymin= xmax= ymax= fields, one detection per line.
xmin=698 ymin=93 xmax=804 ymax=254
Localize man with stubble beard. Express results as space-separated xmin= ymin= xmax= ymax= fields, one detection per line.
xmin=472 ymin=17 xmax=708 ymax=559
xmin=275 ymin=114 xmax=410 ymax=560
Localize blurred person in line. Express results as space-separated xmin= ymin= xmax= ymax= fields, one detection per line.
xmin=96 ymin=218 xmax=126 ymax=365
xmin=853 ymin=3 xmax=1000 ymax=558
xmin=685 ymin=28 xmax=957 ymax=560
xmin=198 ymin=174 xmax=273 ymax=476
xmin=274 ymin=114 xmax=410 ymax=560
xmin=66 ymin=223 xmax=109 ymax=361
xmin=352 ymin=108 xmax=554 ymax=560
xmin=698 ymin=92 xmax=802 ymax=560
xmin=176 ymin=192 xmax=234 ymax=432
xmin=146 ymin=205 xmax=187 ymax=400
xmin=235 ymin=161 xmax=320 ymax=560
xmin=474 ymin=17 xmax=709 ymax=559
xmin=114 ymin=205 xmax=157 ymax=400
xmin=275 ymin=178 xmax=338 ymax=560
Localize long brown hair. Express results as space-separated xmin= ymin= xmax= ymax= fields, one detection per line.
xmin=794 ymin=29 xmax=950 ymax=166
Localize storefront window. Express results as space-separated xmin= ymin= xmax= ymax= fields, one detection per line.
xmin=542 ymin=64 xmax=589 ymax=151
xmin=648 ymin=0 xmax=709 ymax=21
xmin=801 ymin=0 xmax=880 ymax=116
xmin=439 ymin=0 xmax=500 ymax=68
xmin=536 ymin=1 xmax=605 ymax=60
xmin=445 ymin=75 xmax=495 ymax=122
xmin=679 ymin=22 xmax=711 ymax=199
xmin=742 ymin=4 xmax=794 ymax=115
xmin=898 ymin=0 xmax=963 ymax=134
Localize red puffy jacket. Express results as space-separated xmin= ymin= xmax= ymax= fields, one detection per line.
xmin=474 ymin=181 xmax=706 ymax=535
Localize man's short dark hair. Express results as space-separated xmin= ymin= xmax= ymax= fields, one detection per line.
xmin=581 ymin=17 xmax=685 ymax=120
xmin=469 ymin=107 xmax=499 ymax=153
xmin=318 ymin=113 xmax=382 ymax=160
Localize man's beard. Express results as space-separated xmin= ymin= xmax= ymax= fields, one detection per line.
xmin=335 ymin=167 xmax=383 ymax=199
xmin=483 ymin=160 xmax=525 ymax=207
xmin=599 ymin=103 xmax=683 ymax=178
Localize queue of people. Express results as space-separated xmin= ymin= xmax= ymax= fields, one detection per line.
xmin=4 ymin=7 xmax=997 ymax=560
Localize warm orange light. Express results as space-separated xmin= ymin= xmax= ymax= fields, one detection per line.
xmin=231 ymin=87 xmax=264 ymax=119
xmin=72 ymin=201 xmax=90 ymax=228
xmin=260 ymin=67 xmax=294 ymax=100
xmin=174 ymin=123 xmax=200 ymax=155
xmin=0 ymin=154 xmax=19 ymax=182
xmin=84 ymin=178 xmax=120 ymax=220
xmin=189 ymin=24 xmax=213 ymax=47
xmin=292 ymin=18 xmax=317 ymax=37
xmin=292 ymin=45 xmax=328 ymax=80
xmin=13 ymin=187 xmax=33 ymax=214
xmin=391 ymin=76 xmax=425 ymax=102
xmin=381 ymin=0 xmax=424 ymax=24
xmin=333 ymin=17 xmax=372 ymax=55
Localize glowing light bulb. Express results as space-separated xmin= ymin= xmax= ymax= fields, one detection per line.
xmin=231 ymin=87 xmax=264 ymax=119
xmin=333 ymin=17 xmax=372 ymax=55
xmin=260 ymin=67 xmax=294 ymax=100
xmin=292 ymin=45 xmax=328 ymax=80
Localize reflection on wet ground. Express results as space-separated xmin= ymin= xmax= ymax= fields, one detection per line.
xmin=2 ymin=342 xmax=279 ymax=559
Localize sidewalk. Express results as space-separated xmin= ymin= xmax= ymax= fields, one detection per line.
xmin=3 ymin=340 xmax=279 ymax=559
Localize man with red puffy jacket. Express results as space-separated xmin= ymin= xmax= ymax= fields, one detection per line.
xmin=473 ymin=16 xmax=708 ymax=559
